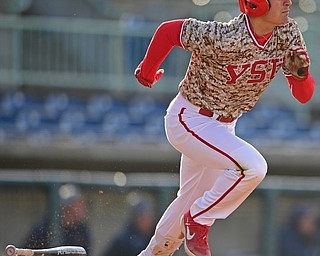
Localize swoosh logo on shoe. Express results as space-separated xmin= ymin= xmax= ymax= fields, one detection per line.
xmin=186 ymin=226 xmax=195 ymax=240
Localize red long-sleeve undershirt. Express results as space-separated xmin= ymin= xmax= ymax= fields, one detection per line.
xmin=139 ymin=20 xmax=184 ymax=82
xmin=286 ymin=73 xmax=315 ymax=103
xmin=138 ymin=19 xmax=315 ymax=103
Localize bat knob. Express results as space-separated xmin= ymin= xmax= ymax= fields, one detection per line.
xmin=5 ymin=245 xmax=16 ymax=256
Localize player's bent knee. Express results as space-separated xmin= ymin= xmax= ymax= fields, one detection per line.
xmin=252 ymin=157 xmax=268 ymax=182
xmin=244 ymin=156 xmax=268 ymax=184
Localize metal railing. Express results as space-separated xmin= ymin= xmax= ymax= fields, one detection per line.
xmin=0 ymin=12 xmax=319 ymax=97
xmin=0 ymin=14 xmax=189 ymax=93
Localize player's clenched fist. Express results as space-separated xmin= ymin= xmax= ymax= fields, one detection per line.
xmin=134 ymin=65 xmax=164 ymax=88
xmin=284 ymin=46 xmax=310 ymax=80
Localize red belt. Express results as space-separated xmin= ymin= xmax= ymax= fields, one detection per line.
xmin=199 ymin=108 xmax=236 ymax=123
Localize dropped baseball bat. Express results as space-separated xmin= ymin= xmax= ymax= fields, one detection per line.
xmin=4 ymin=245 xmax=87 ymax=256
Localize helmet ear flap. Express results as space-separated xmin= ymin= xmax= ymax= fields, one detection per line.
xmin=239 ymin=0 xmax=270 ymax=17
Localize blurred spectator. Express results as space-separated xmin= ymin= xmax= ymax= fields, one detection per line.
xmin=24 ymin=184 xmax=91 ymax=254
xmin=102 ymin=194 xmax=156 ymax=256
xmin=279 ymin=204 xmax=320 ymax=256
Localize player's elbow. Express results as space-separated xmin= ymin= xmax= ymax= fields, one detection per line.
xmin=293 ymin=90 xmax=313 ymax=104
xmin=290 ymin=73 xmax=315 ymax=104
xmin=296 ymin=93 xmax=313 ymax=104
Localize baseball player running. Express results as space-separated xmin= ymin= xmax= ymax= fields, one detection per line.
xmin=134 ymin=0 xmax=316 ymax=254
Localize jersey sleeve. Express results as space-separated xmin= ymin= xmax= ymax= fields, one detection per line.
xmin=281 ymin=19 xmax=307 ymax=74
xmin=180 ymin=18 xmax=219 ymax=55
xmin=280 ymin=19 xmax=315 ymax=103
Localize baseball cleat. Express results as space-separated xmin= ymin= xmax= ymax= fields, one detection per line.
xmin=181 ymin=210 xmax=211 ymax=256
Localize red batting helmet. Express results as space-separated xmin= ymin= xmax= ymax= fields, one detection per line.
xmin=238 ymin=0 xmax=270 ymax=16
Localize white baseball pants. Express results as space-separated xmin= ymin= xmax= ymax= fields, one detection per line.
xmin=138 ymin=93 xmax=267 ymax=256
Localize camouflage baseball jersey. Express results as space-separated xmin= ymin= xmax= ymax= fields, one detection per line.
xmin=179 ymin=14 xmax=306 ymax=118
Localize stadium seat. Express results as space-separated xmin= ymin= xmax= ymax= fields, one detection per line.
xmin=0 ymin=90 xmax=318 ymax=145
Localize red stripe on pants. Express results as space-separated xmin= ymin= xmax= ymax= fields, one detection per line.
xmin=178 ymin=107 xmax=245 ymax=218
